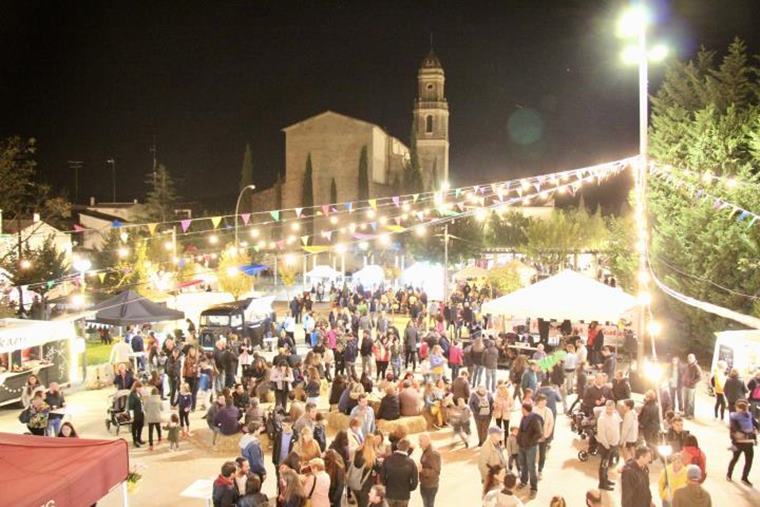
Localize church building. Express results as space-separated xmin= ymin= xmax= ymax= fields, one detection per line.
xmin=250 ymin=50 xmax=450 ymax=212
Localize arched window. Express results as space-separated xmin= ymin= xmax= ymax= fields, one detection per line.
xmin=425 ymin=115 xmax=433 ymax=133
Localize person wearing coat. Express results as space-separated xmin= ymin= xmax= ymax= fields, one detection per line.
xmin=723 ymin=368 xmax=748 ymax=413
xmin=377 ymin=386 xmax=400 ymax=421
xmin=144 ymin=387 xmax=164 ymax=449
xmin=469 ymin=385 xmax=494 ymax=447
xmin=380 ymin=438 xmax=419 ymax=504
xmin=482 ymin=340 xmax=500 ymax=392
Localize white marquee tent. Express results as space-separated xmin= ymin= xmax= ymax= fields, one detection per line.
xmin=400 ymin=262 xmax=444 ymax=301
xmin=481 ymin=269 xmax=637 ymax=323
xmin=305 ymin=265 xmax=342 ymax=283
xmin=352 ymin=265 xmax=386 ymax=288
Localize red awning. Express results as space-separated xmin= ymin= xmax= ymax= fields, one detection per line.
xmin=0 ymin=432 xmax=129 ymax=507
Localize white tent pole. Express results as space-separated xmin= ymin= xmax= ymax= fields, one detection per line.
xmin=122 ymin=481 xmax=129 ymax=507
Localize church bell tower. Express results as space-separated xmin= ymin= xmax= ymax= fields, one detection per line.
xmin=413 ymin=49 xmax=449 ymax=188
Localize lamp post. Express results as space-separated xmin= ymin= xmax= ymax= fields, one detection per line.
xmin=234 ymin=184 xmax=256 ymax=248
xmin=106 ymin=158 xmax=116 ymax=202
xmin=618 ymin=2 xmax=668 ymax=361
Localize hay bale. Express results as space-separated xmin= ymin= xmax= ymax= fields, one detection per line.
xmin=189 ymin=427 xmax=241 ymax=455
xmin=377 ymin=416 xmax=428 ymax=435
xmin=327 ymin=411 xmax=351 ymax=432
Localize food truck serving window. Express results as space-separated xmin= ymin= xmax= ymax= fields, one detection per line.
xmin=201 ymin=315 xmax=229 ymax=326
xmin=230 ymin=314 xmax=243 ymax=327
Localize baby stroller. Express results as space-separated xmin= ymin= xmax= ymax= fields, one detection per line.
xmin=105 ymin=389 xmax=133 ymax=435
xmin=572 ymin=407 xmax=600 ymax=462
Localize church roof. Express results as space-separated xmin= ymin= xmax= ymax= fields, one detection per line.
xmin=282 ymin=110 xmax=385 ymax=133
xmin=420 ymin=50 xmax=442 ymax=69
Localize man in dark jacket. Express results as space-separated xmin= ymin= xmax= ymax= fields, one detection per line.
xmin=272 ymin=418 xmax=295 ymax=480
xmin=215 ymin=398 xmax=241 ymax=435
xmin=378 ymin=386 xmax=401 ymax=420
xmin=451 ymin=371 xmax=471 ymax=405
xmin=583 ymin=374 xmax=607 ymax=416
xmin=418 ymin=433 xmax=441 ymax=507
xmin=482 ymin=339 xmax=500 ymax=392
xmin=621 ymin=446 xmax=653 ymax=507
xmin=381 ymin=438 xmax=419 ymax=506
xmin=166 ymin=347 xmax=182 ymax=406
xmin=212 ymin=461 xmax=237 ymax=507
xmin=517 ymin=402 xmax=543 ymax=496
xmin=404 ymin=322 xmax=419 ymax=371
xmin=601 ymin=347 xmax=616 ymax=378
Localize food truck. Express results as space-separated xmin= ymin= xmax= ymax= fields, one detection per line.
xmin=198 ymin=296 xmax=275 ymax=351
xmin=710 ymin=329 xmax=760 ymax=380
xmin=0 ymin=318 xmax=84 ymax=407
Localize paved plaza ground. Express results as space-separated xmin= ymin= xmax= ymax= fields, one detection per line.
xmin=1 ymin=368 xmax=759 ymax=507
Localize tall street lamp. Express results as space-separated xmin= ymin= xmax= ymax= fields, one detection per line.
xmin=234 ymin=184 xmax=256 ymax=248
xmin=617 ymin=2 xmax=668 ymax=361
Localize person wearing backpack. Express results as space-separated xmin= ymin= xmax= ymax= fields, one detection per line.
xmin=469 ymin=385 xmax=494 ymax=447
xmin=747 ymin=369 xmax=760 ymax=418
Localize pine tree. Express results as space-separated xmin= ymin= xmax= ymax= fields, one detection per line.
xmin=141 ymin=164 xmax=178 ymax=223
xmin=330 ymin=178 xmax=338 ymax=204
xmin=358 ymin=146 xmax=369 ymax=201
xmin=302 ymin=154 xmax=314 ymax=237
xmin=404 ymin=118 xmax=424 ymax=193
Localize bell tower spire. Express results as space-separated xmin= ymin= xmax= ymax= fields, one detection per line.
xmin=413 ymin=48 xmax=449 ymax=188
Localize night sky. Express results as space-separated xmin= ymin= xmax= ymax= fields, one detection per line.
xmin=1 ymin=0 xmax=758 ymax=210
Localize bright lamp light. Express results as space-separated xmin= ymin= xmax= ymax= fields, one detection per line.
xmin=73 ymin=257 xmax=91 ymax=273
xmin=225 ymin=266 xmax=239 ymax=277
xmin=657 ymin=444 xmax=672 ymax=458
xmin=621 ymin=45 xmax=641 ymax=65
xmin=647 ymin=320 xmax=662 ymax=337
xmin=617 ymin=4 xmax=649 ymax=38
xmin=649 ymin=43 xmax=668 ymax=62
xmin=643 ymin=360 xmax=662 ymax=381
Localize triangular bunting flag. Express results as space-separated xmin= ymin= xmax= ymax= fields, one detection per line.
xmin=394 ymin=216 xmax=402 ymax=225
xmin=211 ymin=216 xmax=223 ymax=229
xmin=98 ymin=272 xmax=106 ymax=283
xmin=111 ymin=220 xmax=123 ymax=228
xmin=416 ymin=211 xmax=425 ymax=220
xmin=392 ymin=196 xmax=400 ymax=207
xmin=533 ymin=182 xmax=541 ymax=192
xmin=241 ymin=213 xmax=251 ymax=225
xmin=253 ymin=246 xmax=261 ymax=252
xmin=322 ymin=205 xmax=330 ymax=216
xmin=457 ymin=202 xmax=466 ymax=212
xmin=300 ymin=235 xmax=309 ymax=246
xmin=454 ymin=188 xmax=461 ymax=198
xmin=412 ymin=194 xmax=419 ymax=203
xmin=368 ymin=199 xmax=377 ymax=210
xmin=303 ymin=246 xmax=330 ymax=254
xmin=180 ymin=219 xmax=192 ymax=233
xmin=276 ymin=240 xmax=285 ymax=249
xmin=295 ymin=208 xmax=303 ymax=218
xmin=270 ymin=210 xmax=280 ymax=221
xmin=345 ymin=202 xmax=353 ymax=213
xmin=324 ymin=231 xmax=333 ymax=242
xmin=147 ymin=223 xmax=158 ymax=235
xmin=473 ymin=185 xmax=480 ymax=194
xmin=738 ymin=211 xmax=750 ymax=221
xmin=369 ymin=222 xmax=377 ymax=231
xmin=73 ymin=224 xmax=86 ymax=232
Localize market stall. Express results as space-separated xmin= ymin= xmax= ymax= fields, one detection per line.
xmin=352 ymin=264 xmax=386 ymax=288
xmin=0 ymin=432 xmax=129 ymax=507
xmin=0 ymin=318 xmax=83 ymax=407
xmin=90 ymin=290 xmax=185 ymax=326
xmin=400 ymin=262 xmax=444 ymax=301
xmin=710 ymin=329 xmax=760 ymax=379
xmin=305 ymin=265 xmax=343 ymax=287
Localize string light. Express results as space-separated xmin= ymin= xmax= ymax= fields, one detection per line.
xmin=19 ymin=259 xmax=32 ymax=270
xmin=415 ymin=225 xmax=427 ymax=237
xmin=163 ymin=240 xmax=174 ymax=251
xmin=120 ymin=232 xmax=129 ymax=242
xmin=366 ymin=209 xmax=376 ymax=219
xmin=249 ymin=228 xmax=260 ymax=238
xmin=647 ymin=320 xmax=662 ymax=337
xmin=118 ymin=247 xmax=129 ymax=258
xmin=330 ymin=216 xmax=338 ymax=225
xmin=290 ymin=222 xmax=301 ymax=232
xmin=208 ymin=234 xmax=219 ymax=245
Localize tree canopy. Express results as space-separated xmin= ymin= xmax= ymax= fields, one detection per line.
xmin=648 ymin=38 xmax=760 ymax=351
xmin=141 ymin=164 xmax=179 ymax=223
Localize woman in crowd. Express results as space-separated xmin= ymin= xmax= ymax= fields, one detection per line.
xmin=373 ymin=335 xmax=390 ymax=381
xmin=144 ymin=386 xmax=163 ymax=450
xmin=183 ymin=345 xmax=200 ymax=410
xmin=482 ymin=464 xmax=506 ymax=504
xmin=128 ymin=381 xmax=145 ymax=447
xmin=305 ymin=368 xmax=322 ymax=406
xmin=278 ymin=467 xmax=307 ymax=507
xmin=21 ymin=374 xmax=45 ymax=408
xmin=328 ymin=430 xmax=351 ymax=468
xmin=727 ymin=399 xmax=758 ymax=485
xmin=302 ymin=457 xmax=331 ymax=507
xmin=493 ymin=382 xmax=513 ymax=438
xmin=324 ymin=449 xmax=346 ymax=507
xmin=682 ymin=434 xmax=706 ymax=482
xmin=58 ymin=421 xmax=78 ymax=438
xmin=350 ymin=434 xmax=381 ymax=507
xmin=235 ymin=473 xmax=268 ymax=507
xmin=293 ymin=427 xmax=322 ymax=462
xmin=25 ymin=393 xmax=50 ymax=436
xmin=423 ymin=381 xmax=444 ymax=429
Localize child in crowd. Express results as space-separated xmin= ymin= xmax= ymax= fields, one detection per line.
xmin=178 ymin=383 xmax=193 ymax=437
xmin=164 ymin=413 xmax=181 ymax=451
xmin=506 ymin=426 xmax=520 ymax=474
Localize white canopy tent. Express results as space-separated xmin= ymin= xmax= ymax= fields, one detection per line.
xmin=453 ymin=265 xmax=489 ymax=281
xmin=305 ymin=265 xmax=343 ymax=286
xmin=481 ymin=269 xmax=637 ymax=323
xmin=352 ymin=265 xmax=386 ymax=288
xmin=400 ymin=262 xmax=444 ymax=301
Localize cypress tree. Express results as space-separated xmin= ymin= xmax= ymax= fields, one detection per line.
xmin=239 ymin=143 xmax=254 ymax=191
xmin=358 ymin=146 xmax=369 ymax=201
xmin=330 ymin=177 xmax=337 ymax=203
xmin=302 ymin=154 xmax=314 ymax=236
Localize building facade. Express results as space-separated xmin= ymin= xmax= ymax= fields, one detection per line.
xmin=250 ymin=50 xmax=449 ymax=213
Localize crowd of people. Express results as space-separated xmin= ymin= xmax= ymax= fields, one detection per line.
xmin=14 ymin=282 xmax=760 ymax=507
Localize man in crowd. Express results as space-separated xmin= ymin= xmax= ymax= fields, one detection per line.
xmin=517 ymin=402 xmax=542 ymax=497
xmin=212 ymin=461 xmax=237 ymax=507
xmin=478 ymin=426 xmax=506 ymax=482
xmin=621 ymin=446 xmax=654 ymax=507
xmin=418 ymin=433 xmax=441 ymax=507
xmin=596 ymin=400 xmax=621 ymax=491
xmin=382 ymin=438 xmax=419 ymax=507
xmin=681 ymin=354 xmax=702 ymax=419
xmin=672 ymin=465 xmax=712 ymax=507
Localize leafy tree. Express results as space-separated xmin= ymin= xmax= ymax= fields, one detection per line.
xmin=358 ymin=146 xmax=369 ymax=201
xmin=141 ymin=164 xmax=178 ymax=222
xmin=302 ymin=154 xmax=314 ymax=237
xmin=218 ymin=244 xmax=251 ymax=300
xmin=648 ymin=38 xmax=760 ymax=353
xmin=603 ymin=214 xmax=637 ymax=293
xmin=0 ymin=136 xmax=37 ymax=220
xmin=330 ymin=178 xmax=338 ymax=204
xmin=278 ymin=256 xmax=299 ymax=299
xmin=407 ymin=216 xmax=484 ymax=264
xmin=0 ymin=236 xmax=67 ymax=299
xmin=487 ymin=264 xmax=522 ymax=296
xmin=486 ymin=211 xmax=533 ymax=248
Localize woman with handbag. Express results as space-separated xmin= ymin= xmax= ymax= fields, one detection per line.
xmin=348 ymin=434 xmax=380 ymax=507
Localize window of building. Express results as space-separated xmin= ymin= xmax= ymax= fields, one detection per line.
xmin=425 ymin=115 xmax=433 ymax=133
xmin=426 ymin=83 xmax=434 ymax=91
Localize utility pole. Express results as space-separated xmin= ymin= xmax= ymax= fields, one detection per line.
xmin=106 ymin=158 xmax=116 ymax=202
xmin=443 ymin=223 xmax=449 ymax=301
xmin=67 ymin=161 xmax=83 ymax=203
